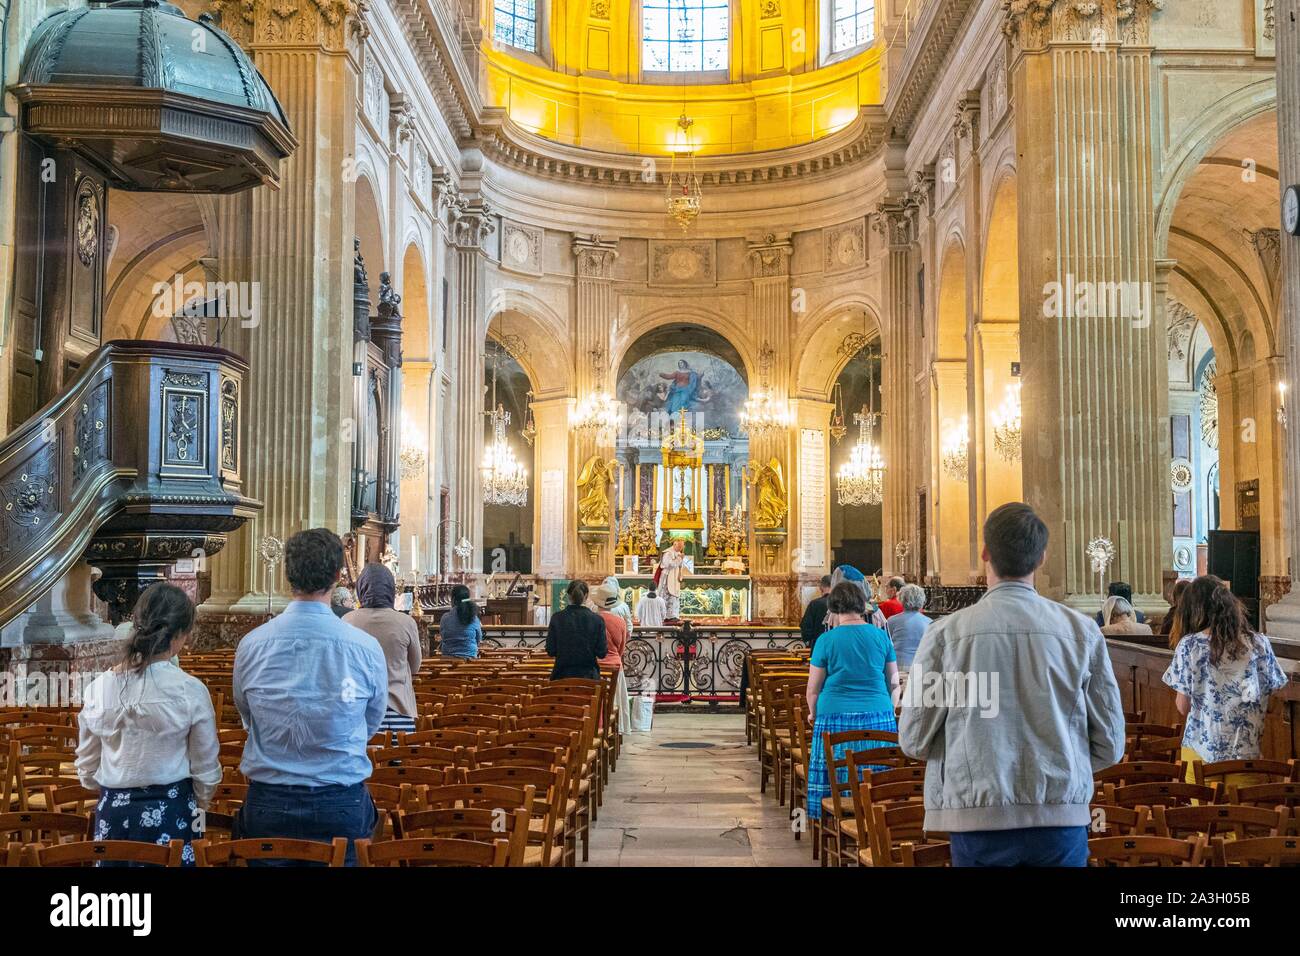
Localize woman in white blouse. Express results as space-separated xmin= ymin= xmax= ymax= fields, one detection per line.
xmin=76 ymin=583 xmax=221 ymax=866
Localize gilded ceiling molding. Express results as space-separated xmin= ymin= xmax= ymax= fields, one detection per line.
xmin=477 ymin=111 xmax=888 ymax=191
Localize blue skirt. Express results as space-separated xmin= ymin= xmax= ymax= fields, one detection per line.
xmin=806 ymin=709 xmax=898 ymax=822
xmin=93 ymin=779 xmax=198 ymax=867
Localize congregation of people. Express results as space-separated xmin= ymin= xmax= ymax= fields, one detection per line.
xmin=792 ymin=503 xmax=1291 ymax=867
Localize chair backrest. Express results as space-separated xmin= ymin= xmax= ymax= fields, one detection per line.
xmin=30 ymin=839 xmax=184 ymax=867
xmin=369 ymin=765 xmax=447 ymax=791
xmin=193 ymin=837 xmax=348 ymax=866
xmin=822 ymin=730 xmax=902 ymax=821
xmin=1094 ymin=760 xmax=1185 ymax=787
xmin=1195 ymin=759 xmax=1298 ymax=787
xmin=370 ymin=744 xmax=464 ymax=770
xmin=1228 ymin=781 xmax=1300 ymax=809
xmin=470 ymin=745 xmax=566 ymax=771
xmin=1088 ymin=803 xmax=1149 ymax=837
xmin=1087 ymin=834 xmax=1206 ymax=866
xmin=1103 ymin=781 xmax=1219 ymax=809
xmin=389 ymin=806 xmax=529 ymax=865
xmin=396 ymin=729 xmax=489 ymax=750
xmin=1218 ymin=835 xmax=1300 ymax=866
xmin=867 ymin=802 xmax=946 ymax=866
xmin=355 ymin=836 xmax=511 ymax=867
xmin=899 ymin=840 xmax=951 ymax=867
xmin=0 ymin=811 xmax=91 ymax=844
xmin=1152 ymin=803 xmax=1285 ymax=841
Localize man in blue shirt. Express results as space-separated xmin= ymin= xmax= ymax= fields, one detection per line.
xmin=233 ymin=528 xmax=386 ymax=865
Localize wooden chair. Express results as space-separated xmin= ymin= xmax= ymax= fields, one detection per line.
xmin=1104 ymin=781 xmax=1218 ymax=809
xmin=1128 ymin=735 xmax=1184 ymax=763
xmin=1094 ymin=760 xmax=1185 ymax=789
xmin=7 ymin=724 xmax=78 ymax=753
xmin=1151 ymin=804 xmax=1286 ymax=844
xmin=816 ymin=729 xmax=900 ymax=867
xmin=389 ymin=806 xmax=529 ymax=866
xmin=0 ymin=810 xmax=92 ymax=845
xmin=469 ymin=745 xmax=566 ymax=770
xmin=1087 ymin=834 xmax=1207 ymax=866
xmin=11 ymin=752 xmax=81 ymax=811
xmin=899 ymin=840 xmax=951 ymax=867
xmin=1227 ymin=782 xmax=1300 ymax=814
xmin=1088 ymin=803 xmax=1150 ymax=837
xmin=862 ymin=801 xmax=948 ymax=867
xmin=1194 ymin=759 xmax=1298 ymax=787
xmin=370 ymin=744 xmax=465 ymax=771
xmin=41 ymin=784 xmax=101 ymax=815
xmin=462 ymin=765 xmax=569 ymax=867
xmin=193 ymin=837 xmax=348 ymax=867
xmin=1217 ymin=835 xmax=1300 ymax=866
xmin=355 ymin=836 xmax=511 ymax=867
xmin=396 ymin=728 xmax=490 ymax=750
xmin=28 ymin=839 xmax=184 ymax=867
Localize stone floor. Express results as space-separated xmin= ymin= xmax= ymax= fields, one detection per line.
xmin=581 ymin=711 xmax=816 ymax=867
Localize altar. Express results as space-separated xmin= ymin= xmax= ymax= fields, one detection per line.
xmin=548 ymin=574 xmax=752 ymax=623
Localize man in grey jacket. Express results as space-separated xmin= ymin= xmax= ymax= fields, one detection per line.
xmin=898 ymin=502 xmax=1126 ymax=866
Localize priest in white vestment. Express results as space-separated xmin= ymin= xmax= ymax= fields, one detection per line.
xmin=658 ymin=538 xmax=687 ymax=621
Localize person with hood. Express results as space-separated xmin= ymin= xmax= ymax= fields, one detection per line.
xmin=344 ymin=563 xmax=422 ymax=736
xmin=825 ymin=565 xmax=886 ymax=629
xmin=598 ymin=574 xmax=634 ymax=636
xmin=592 ymin=579 xmax=632 ymax=732
xmin=76 ymin=583 xmax=221 ymax=866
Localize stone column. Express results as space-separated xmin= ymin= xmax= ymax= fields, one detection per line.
xmin=572 ymin=235 xmax=619 ymax=576
xmin=449 ymin=197 xmax=496 ymax=572
xmin=1266 ymin=0 xmax=1300 ymax=637
xmin=1006 ymin=0 xmax=1170 ymax=607
xmin=207 ymin=0 xmax=363 ymax=610
xmin=875 ymin=198 xmax=918 ymax=575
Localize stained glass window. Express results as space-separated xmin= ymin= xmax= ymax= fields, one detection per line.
xmin=643 ymin=0 xmax=729 ymax=73
xmin=494 ymin=0 xmax=537 ymax=53
xmin=831 ymin=0 xmax=875 ymax=53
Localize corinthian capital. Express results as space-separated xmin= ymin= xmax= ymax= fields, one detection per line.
xmin=450 ymin=197 xmax=496 ymax=250
xmin=573 ymin=235 xmax=619 ymax=279
xmin=1002 ymin=0 xmax=1164 ymax=50
xmin=873 ymin=197 xmax=917 ymax=250
xmin=207 ymin=0 xmax=364 ymax=53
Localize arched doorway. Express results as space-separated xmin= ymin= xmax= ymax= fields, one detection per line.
xmin=829 ymin=336 xmax=883 ymax=573
xmin=481 ymin=336 xmax=535 ymax=574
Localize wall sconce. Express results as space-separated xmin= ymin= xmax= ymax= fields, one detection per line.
xmin=1278 ymin=381 xmax=1288 ymax=429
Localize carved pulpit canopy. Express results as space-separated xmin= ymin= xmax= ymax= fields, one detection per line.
xmin=12 ymin=0 xmax=296 ymax=193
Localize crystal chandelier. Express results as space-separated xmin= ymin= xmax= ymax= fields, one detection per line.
xmin=992 ymin=381 xmax=1023 ymax=462
xmin=570 ymin=345 xmax=620 ymax=441
xmin=399 ymin=444 xmax=426 ymax=481
xmin=838 ymin=344 xmax=885 ymax=507
xmin=839 ymin=405 xmax=885 ymax=506
xmin=482 ymin=350 xmax=528 ymax=507
xmin=941 ymin=415 xmax=970 ymax=482
xmin=665 ymin=112 xmax=701 ymax=233
xmin=739 ymin=342 xmax=791 ymax=440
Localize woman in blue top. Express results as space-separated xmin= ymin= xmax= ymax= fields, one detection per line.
xmin=805 ymin=581 xmax=899 ymax=822
xmin=438 ymin=584 xmax=482 ymax=658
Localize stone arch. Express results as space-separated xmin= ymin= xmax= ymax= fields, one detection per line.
xmin=485 ymin=292 xmax=572 ymax=397
xmin=614 ymin=303 xmax=757 ymax=384
xmin=793 ymin=299 xmax=883 ymax=402
xmin=354 ymin=174 xmax=387 ymax=308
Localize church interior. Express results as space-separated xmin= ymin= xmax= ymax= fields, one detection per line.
xmin=0 ymin=0 xmax=1299 ymax=879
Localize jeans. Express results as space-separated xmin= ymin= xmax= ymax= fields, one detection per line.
xmin=235 ymin=781 xmax=377 ymax=866
xmin=949 ymin=825 xmax=1089 ymax=867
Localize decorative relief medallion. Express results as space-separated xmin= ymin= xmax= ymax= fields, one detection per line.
xmin=590 ymin=0 xmax=610 ymax=18
xmin=1166 ymin=301 xmax=1196 ymax=361
xmin=363 ymin=51 xmax=387 ymax=133
xmin=760 ymin=0 xmax=781 ymax=17
xmin=649 ymin=240 xmax=715 ymax=286
xmin=1174 ymin=545 xmax=1192 ymax=571
xmin=75 ymin=180 xmax=99 ymax=268
xmin=500 ymin=220 xmax=543 ymax=276
xmin=0 ymin=444 xmax=59 ymax=558
xmin=1170 ymin=457 xmax=1194 ymax=493
xmin=823 ymin=220 xmax=866 ymax=274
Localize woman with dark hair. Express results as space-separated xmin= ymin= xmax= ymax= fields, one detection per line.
xmin=75 ymin=583 xmax=221 ymax=866
xmin=545 ymin=580 xmax=607 ymax=681
xmin=438 ymin=584 xmax=482 ymax=659
xmin=344 ymin=563 xmax=422 ymax=735
xmin=1163 ymin=575 xmax=1287 ymax=771
xmin=805 ymin=581 xmax=899 ymax=825
xmin=1156 ymin=578 xmax=1190 ymax=648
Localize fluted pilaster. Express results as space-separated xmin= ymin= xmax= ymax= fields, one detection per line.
xmin=1009 ymin=0 xmax=1169 ymax=606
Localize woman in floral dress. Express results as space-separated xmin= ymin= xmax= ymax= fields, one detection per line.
xmin=1162 ymin=575 xmax=1288 ymax=785
xmin=76 ymin=584 xmax=221 ymax=866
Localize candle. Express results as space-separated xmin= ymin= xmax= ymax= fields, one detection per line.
xmin=410 ymin=534 xmax=419 ymax=573
xmin=358 ymin=533 xmax=367 ymax=564
xmin=725 ymin=464 xmax=731 ymax=509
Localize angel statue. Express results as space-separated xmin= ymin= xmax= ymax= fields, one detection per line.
xmin=576 ymin=455 xmax=617 ymax=528
xmin=748 ymin=457 xmax=788 ymax=530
